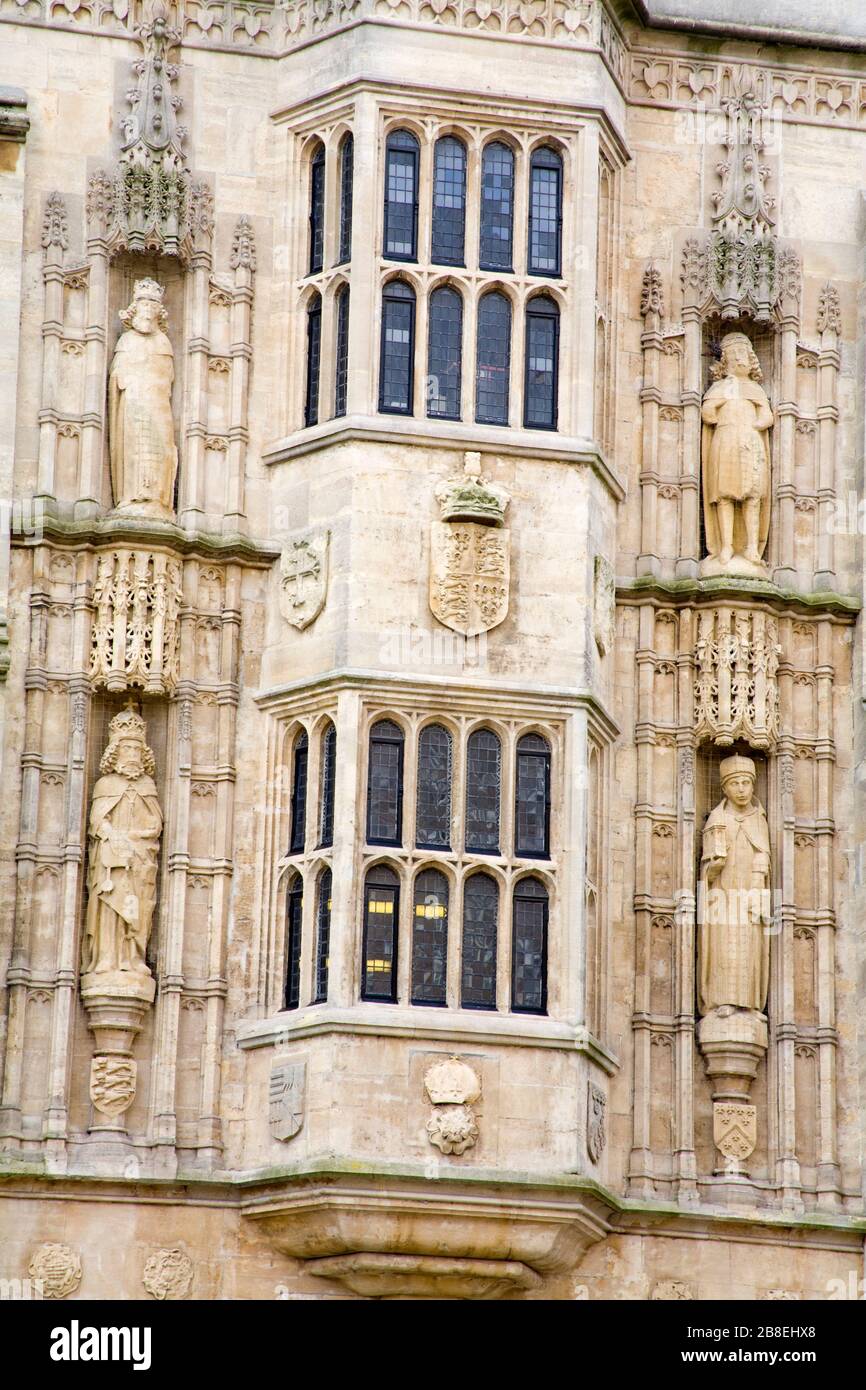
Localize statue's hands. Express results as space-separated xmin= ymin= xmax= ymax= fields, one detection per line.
xmin=705 ymin=856 xmax=725 ymax=881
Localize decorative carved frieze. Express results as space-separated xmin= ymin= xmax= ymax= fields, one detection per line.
xmin=693 ymin=608 xmax=780 ymax=749
xmin=90 ymin=548 xmax=183 ymax=695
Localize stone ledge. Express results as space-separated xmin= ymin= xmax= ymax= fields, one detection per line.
xmin=618 ymin=574 xmax=861 ymax=620
xmin=11 ymin=512 xmax=280 ymax=568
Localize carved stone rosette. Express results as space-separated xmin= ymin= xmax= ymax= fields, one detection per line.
xmin=89 ymin=549 xmax=183 ymax=696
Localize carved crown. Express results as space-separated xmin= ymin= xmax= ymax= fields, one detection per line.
xmin=107 ymin=706 xmax=148 ymax=743
xmin=424 ymin=1056 xmax=481 ymax=1106
xmin=435 ymin=453 xmax=510 ymax=526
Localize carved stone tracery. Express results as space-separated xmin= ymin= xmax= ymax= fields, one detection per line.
xmin=693 ymin=608 xmax=780 ymax=750
xmin=90 ymin=548 xmax=183 ymax=695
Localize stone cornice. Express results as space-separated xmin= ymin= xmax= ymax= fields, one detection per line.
xmin=0 ymin=84 xmax=28 ymax=142
xmin=11 ymin=513 xmax=280 ymax=568
xmin=617 ymin=575 xmax=861 ymax=622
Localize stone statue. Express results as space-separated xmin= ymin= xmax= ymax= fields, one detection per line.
xmin=698 ymin=754 xmax=771 ymax=1016
xmin=108 ymin=278 xmax=177 ymax=518
xmin=83 ymin=706 xmax=162 ymax=979
xmin=700 ymin=332 xmax=773 ymax=578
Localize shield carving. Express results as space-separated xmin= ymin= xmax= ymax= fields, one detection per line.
xmin=713 ymin=1101 xmax=756 ymax=1160
xmin=269 ymin=1061 xmax=306 ymax=1141
xmin=90 ymin=1056 xmax=137 ymax=1117
xmin=279 ymin=532 xmax=329 ymax=631
xmin=429 ymin=521 xmax=510 ymax=638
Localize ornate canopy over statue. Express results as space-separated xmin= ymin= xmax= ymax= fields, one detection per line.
xmin=108 ymin=278 xmax=177 ymax=519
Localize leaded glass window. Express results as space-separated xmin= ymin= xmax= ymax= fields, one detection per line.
xmin=475 ymin=292 xmax=511 ymax=426
xmin=361 ymin=864 xmax=399 ymax=1001
xmin=415 ymin=724 xmax=452 ymax=849
xmin=379 ymin=280 xmax=415 ymax=415
xmin=431 ymin=136 xmax=466 ymax=266
xmin=461 ymin=872 xmax=498 ymax=1009
xmin=464 ymin=728 xmax=501 ymax=853
xmin=411 ymin=867 xmax=448 ymax=1006
xmin=528 ymin=145 xmax=562 ymax=276
xmin=304 ymin=294 xmax=322 ymax=428
xmin=524 ymin=295 xmax=559 ymax=430
xmin=366 ymin=719 xmax=404 ymax=846
xmin=284 ymin=875 xmax=303 ymax=1010
xmin=289 ymin=730 xmax=308 ymax=853
xmin=511 ymin=876 xmax=548 ymax=1014
xmin=479 ymin=141 xmax=515 ymax=272
xmin=314 ymin=867 xmax=331 ymax=1004
xmin=338 ymin=133 xmax=354 ymax=265
xmin=308 ymin=142 xmax=325 ymax=275
xmin=334 ymin=285 xmax=350 ymax=419
xmin=319 ymin=721 xmax=336 ymax=848
xmin=514 ymin=732 xmax=551 ymax=857
xmin=426 ymin=286 xmax=462 ymax=421
xmin=384 ymin=129 xmax=419 ymax=261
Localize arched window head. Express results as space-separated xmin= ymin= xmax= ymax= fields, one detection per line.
xmin=362 ymin=863 xmax=400 ymax=1002
xmin=289 ymin=730 xmax=308 ymax=853
xmin=479 ymin=141 xmax=514 ymax=272
xmin=379 ymin=280 xmax=415 ymax=416
xmin=314 ymin=867 xmax=332 ymax=1004
xmin=384 ymin=129 xmax=419 ymax=261
xmin=308 ymin=141 xmax=326 ymax=275
xmin=461 ymin=872 xmax=498 ymax=1010
xmin=475 ymin=292 xmax=511 ymax=426
xmin=515 ymin=732 xmax=551 ymax=857
xmin=319 ymin=721 xmax=337 ymax=848
xmin=338 ymin=133 xmax=354 ymax=265
xmin=511 ymin=876 xmax=548 ymax=1014
xmin=465 ymin=728 xmax=501 ymax=854
xmin=304 ymin=294 xmax=322 ymax=428
xmin=416 ymin=724 xmax=453 ymax=849
xmin=411 ymin=867 xmax=449 ymax=1006
xmin=524 ymin=296 xmax=559 ymax=431
xmin=426 ymin=286 xmax=463 ymax=421
xmin=528 ymin=145 xmax=562 ymax=277
xmin=366 ymin=719 xmax=405 ymax=846
xmin=432 ymin=136 xmax=466 ymax=267
xmin=284 ymin=873 xmax=303 ymax=1011
xmin=334 ymin=285 xmax=350 ymax=420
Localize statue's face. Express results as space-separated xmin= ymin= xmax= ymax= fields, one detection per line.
xmin=723 ymin=342 xmax=752 ymax=378
xmin=723 ymin=773 xmax=754 ymax=808
xmin=131 ymin=299 xmax=160 ymax=334
xmin=116 ymin=737 xmax=145 ymax=779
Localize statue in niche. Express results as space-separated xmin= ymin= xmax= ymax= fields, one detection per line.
xmin=698 ymin=754 xmax=771 ymax=1017
xmin=83 ymin=706 xmax=162 ymax=979
xmin=108 ymin=278 xmax=177 ymax=518
xmin=700 ymin=332 xmax=773 ymax=578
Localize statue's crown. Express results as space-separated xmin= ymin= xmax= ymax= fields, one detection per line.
xmin=720 ymin=753 xmax=756 ymax=784
xmin=133 ymin=278 xmax=165 ymax=305
xmin=435 ymin=452 xmax=510 ymax=526
xmin=108 ymin=706 xmax=147 ymax=743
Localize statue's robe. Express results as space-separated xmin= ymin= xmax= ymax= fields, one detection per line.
xmin=698 ymin=797 xmax=771 ymax=1015
xmin=701 ymin=374 xmax=772 ymax=560
xmin=108 ymin=327 xmax=177 ymax=515
xmin=83 ymin=773 xmax=163 ymax=975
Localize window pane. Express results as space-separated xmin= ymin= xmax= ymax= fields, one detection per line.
xmin=511 ymin=877 xmax=548 ymax=1013
xmin=384 ymin=130 xmax=419 ymax=260
xmin=411 ymin=868 xmax=448 ymax=1006
xmin=416 ymin=724 xmax=452 ymax=848
xmin=426 ymin=287 xmax=462 ymax=421
xmin=338 ymin=134 xmax=354 ymax=264
xmin=479 ymin=141 xmax=514 ymax=271
xmin=366 ymin=719 xmax=404 ymax=844
xmin=362 ymin=866 xmax=399 ymax=1001
xmin=304 ymin=297 xmax=322 ymax=428
xmin=289 ymin=731 xmax=308 ymax=853
xmin=528 ymin=146 xmax=562 ymax=276
xmin=475 ymin=292 xmax=511 ymax=425
xmin=315 ymin=868 xmax=331 ymax=1003
xmin=524 ymin=298 xmax=559 ymax=430
xmin=334 ymin=286 xmax=350 ymax=419
xmin=431 ymin=136 xmax=466 ymax=266
xmin=284 ymin=877 xmax=303 ymax=1010
xmin=461 ymin=873 xmax=498 ymax=1009
xmin=379 ymin=282 xmax=415 ymax=415
xmin=309 ymin=144 xmax=325 ymax=275
xmin=319 ymin=722 xmax=337 ymax=848
xmin=515 ymin=733 xmax=551 ymax=857
xmin=465 ymin=728 xmax=501 ymax=853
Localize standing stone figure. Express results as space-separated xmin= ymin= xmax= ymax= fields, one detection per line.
xmin=700 ymin=332 xmax=773 ymax=578
xmin=108 ymin=278 xmax=177 ymax=518
xmin=83 ymin=707 xmax=162 ymax=978
xmin=698 ymin=754 xmax=771 ymax=1016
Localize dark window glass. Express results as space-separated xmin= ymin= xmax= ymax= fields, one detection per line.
xmin=314 ymin=868 xmax=331 ymax=1003
xmin=319 ymin=721 xmax=337 ymax=848
xmin=309 ymin=143 xmax=325 ymax=275
xmin=431 ymin=136 xmax=466 ymax=266
xmin=461 ymin=872 xmax=498 ymax=1009
xmin=304 ymin=295 xmax=322 ymax=428
xmin=511 ymin=876 xmax=548 ymax=1014
xmin=411 ymin=868 xmax=448 ymax=1006
xmin=338 ymin=133 xmax=354 ymax=264
xmin=464 ymin=728 xmax=501 ymax=853
xmin=415 ymin=724 xmax=452 ymax=849
xmin=289 ymin=731 xmax=308 ymax=853
xmin=366 ymin=719 xmax=404 ymax=845
xmin=284 ymin=875 xmax=303 ymax=1010
xmin=334 ymin=285 xmax=350 ymax=419
xmin=528 ymin=145 xmax=562 ymax=277
xmin=479 ymin=141 xmax=514 ymax=271
xmin=384 ymin=129 xmax=419 ymax=261
xmin=475 ymin=292 xmax=511 ymax=425
xmin=515 ymin=732 xmax=551 ymax=857
xmin=361 ymin=864 xmax=399 ymax=1001
xmin=426 ymin=286 xmax=462 ymax=421
xmin=379 ymin=280 xmax=415 ymax=415
xmin=524 ymin=296 xmax=559 ymax=430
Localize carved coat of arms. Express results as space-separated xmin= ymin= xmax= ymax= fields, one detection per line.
xmin=90 ymin=1056 xmax=137 ymax=1117
xmin=586 ymin=1081 xmax=607 ymax=1163
xmin=713 ymin=1101 xmax=757 ymax=1160
xmin=279 ymin=532 xmax=329 ymax=631
xmin=429 ymin=522 xmax=510 ymax=638
xmin=269 ymin=1060 xmax=306 ymax=1141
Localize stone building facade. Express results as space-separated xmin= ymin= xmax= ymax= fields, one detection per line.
xmin=0 ymin=0 xmax=864 ymax=1300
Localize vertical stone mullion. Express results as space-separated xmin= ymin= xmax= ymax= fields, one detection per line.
xmin=678 ymin=309 xmax=702 ymax=575
xmin=328 ymin=689 xmax=362 ymax=1008
xmin=78 ymin=240 xmax=108 ymax=516
xmin=773 ymin=322 xmax=798 ymax=585
xmin=815 ymin=323 xmax=839 ymax=588
xmin=180 ymin=253 xmax=211 ymax=528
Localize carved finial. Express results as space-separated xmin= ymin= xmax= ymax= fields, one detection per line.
xmin=230 ymin=214 xmax=257 ymax=271
xmin=640 ymin=262 xmax=664 ymax=318
xmin=817 ymin=282 xmax=841 ymax=335
xmin=776 ymin=246 xmax=801 ymax=307
xmin=41 ymin=192 xmax=68 ymax=253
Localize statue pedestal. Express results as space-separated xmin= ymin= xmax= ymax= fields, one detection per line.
xmin=698 ymin=1009 xmax=767 ymax=1177
xmin=698 ymin=554 xmax=769 ymax=580
xmin=80 ymin=971 xmax=155 ymax=1134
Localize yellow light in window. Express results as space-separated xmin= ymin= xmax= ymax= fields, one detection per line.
xmin=366 ymin=958 xmax=391 ymax=973
xmin=369 ymin=900 xmax=393 ymax=914
xmin=415 ymin=904 xmax=446 ymax=918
